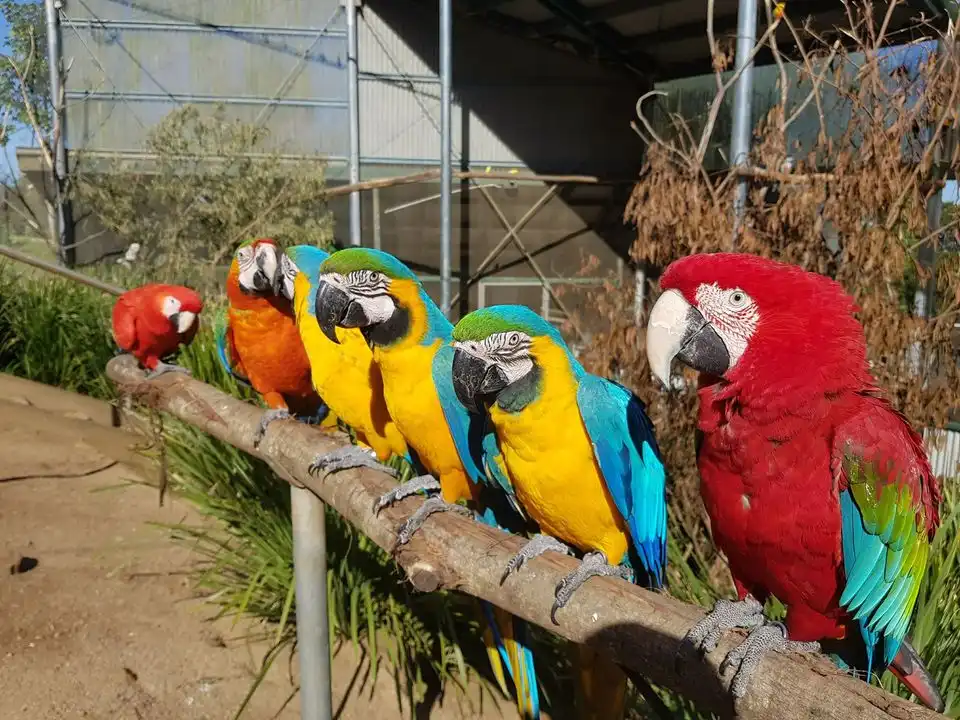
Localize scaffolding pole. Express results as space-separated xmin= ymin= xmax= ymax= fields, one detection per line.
xmin=44 ymin=0 xmax=75 ymax=267
xmin=439 ymin=0 xmax=453 ymax=316
xmin=729 ymin=0 xmax=758 ymax=243
xmin=291 ymin=486 xmax=332 ymax=720
xmin=346 ymin=0 xmax=361 ymax=246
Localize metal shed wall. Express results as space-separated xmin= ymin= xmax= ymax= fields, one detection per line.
xmin=61 ymin=0 xmax=349 ymax=160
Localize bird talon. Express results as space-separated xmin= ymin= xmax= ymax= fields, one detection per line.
xmin=718 ymin=621 xmax=821 ymax=699
xmin=500 ymin=533 xmax=573 ymax=585
xmin=145 ymin=361 xmax=191 ymax=380
xmin=395 ymin=496 xmax=471 ymax=546
xmin=549 ymin=551 xmax=629 ymax=624
xmin=309 ymin=445 xmax=398 ymax=479
xmin=372 ymin=474 xmax=441 ymax=517
xmin=252 ymin=408 xmax=291 ymax=449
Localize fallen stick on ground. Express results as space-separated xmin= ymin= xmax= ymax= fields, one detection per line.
xmin=106 ymin=354 xmax=948 ymax=720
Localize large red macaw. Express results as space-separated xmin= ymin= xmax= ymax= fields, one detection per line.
xmin=645 ymin=252 xmax=943 ymax=710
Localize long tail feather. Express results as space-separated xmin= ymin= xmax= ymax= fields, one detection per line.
xmin=889 ymin=639 xmax=945 ymax=713
xmin=479 ymin=603 xmax=511 ymax=697
xmin=480 ymin=601 xmax=540 ymax=719
xmin=573 ymin=644 xmax=627 ymax=720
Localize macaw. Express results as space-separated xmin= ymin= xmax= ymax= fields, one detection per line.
xmin=312 ymin=247 xmax=541 ymax=719
xmin=277 ymin=245 xmax=406 ymax=476
xmin=215 ymin=238 xmax=334 ymax=448
xmin=450 ymin=304 xmax=668 ymax=720
xmin=645 ymin=252 xmax=944 ymax=710
xmin=112 ymin=283 xmax=203 ymax=378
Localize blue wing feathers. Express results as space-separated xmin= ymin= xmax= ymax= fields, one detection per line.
xmin=839 ymin=487 xmax=913 ymax=676
xmin=213 ymin=307 xmax=251 ymax=387
xmin=576 ymin=375 xmax=667 ymax=587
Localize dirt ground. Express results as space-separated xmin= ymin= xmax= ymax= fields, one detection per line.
xmin=0 ymin=374 xmax=513 ymax=720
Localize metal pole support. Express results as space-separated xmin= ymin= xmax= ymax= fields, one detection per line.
xmin=344 ymin=0 xmax=362 ymax=246
xmin=439 ymin=0 xmax=453 ymax=316
xmin=44 ymin=0 xmax=75 ymax=267
xmin=729 ymin=0 xmax=758 ymax=244
xmin=291 ymin=486 xmax=332 ymax=720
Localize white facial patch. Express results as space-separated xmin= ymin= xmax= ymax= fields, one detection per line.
xmin=462 ymin=331 xmax=534 ymax=386
xmin=280 ymin=254 xmax=299 ymax=301
xmin=328 ymin=270 xmax=396 ymax=324
xmin=161 ymin=295 xmax=181 ymax=319
xmin=236 ymin=245 xmax=258 ymax=289
xmin=694 ymin=283 xmax=759 ymax=369
xmin=356 ymin=294 xmax=396 ymax=324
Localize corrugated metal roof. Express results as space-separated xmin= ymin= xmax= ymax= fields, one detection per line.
xmin=460 ymin=0 xmax=950 ymax=80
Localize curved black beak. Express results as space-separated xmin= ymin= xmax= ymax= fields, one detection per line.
xmin=250 ymin=252 xmax=273 ymax=293
xmin=315 ymin=279 xmax=350 ymax=344
xmin=271 ymin=267 xmax=284 ymax=297
xmin=452 ymin=347 xmax=509 ymax=413
xmin=646 ymin=289 xmax=730 ymax=385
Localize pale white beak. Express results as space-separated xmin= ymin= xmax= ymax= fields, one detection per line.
xmin=645 ymin=289 xmax=694 ymax=388
xmin=177 ymin=311 xmax=197 ymax=334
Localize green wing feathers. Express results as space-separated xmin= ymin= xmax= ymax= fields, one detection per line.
xmin=839 ymin=452 xmax=931 ymax=674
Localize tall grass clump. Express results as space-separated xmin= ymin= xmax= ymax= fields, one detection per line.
xmin=0 ymin=262 xmax=115 ymax=398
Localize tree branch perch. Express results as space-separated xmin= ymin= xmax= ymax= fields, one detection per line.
xmin=106 ymin=355 xmax=947 ymax=720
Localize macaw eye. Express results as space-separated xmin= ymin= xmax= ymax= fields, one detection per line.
xmin=509 ymin=332 xmax=521 ymax=346
xmin=729 ymin=290 xmax=749 ymax=308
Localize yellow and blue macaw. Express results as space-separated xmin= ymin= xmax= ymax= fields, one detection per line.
xmin=450 ymin=304 xmax=668 ymax=720
xmin=277 ymin=246 xmax=406 ymax=476
xmin=312 ymin=247 xmax=540 ymax=719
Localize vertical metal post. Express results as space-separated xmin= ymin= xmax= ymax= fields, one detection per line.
xmin=291 ymin=486 xmax=332 ymax=720
xmin=729 ymin=0 xmax=758 ymax=244
xmin=372 ymin=187 xmax=381 ymax=249
xmin=345 ymin=0 xmax=362 ymax=246
xmin=44 ymin=0 xmax=75 ymax=267
xmin=439 ymin=0 xmax=453 ymax=316
xmin=633 ymin=267 xmax=646 ymax=326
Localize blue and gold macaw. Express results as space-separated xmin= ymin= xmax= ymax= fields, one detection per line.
xmin=450 ymin=304 xmax=668 ymax=720
xmin=277 ymin=245 xmax=406 ymax=476
xmin=312 ymin=247 xmax=540 ymax=719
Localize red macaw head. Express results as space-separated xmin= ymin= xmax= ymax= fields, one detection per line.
xmin=151 ymin=284 xmax=203 ymax=337
xmin=233 ymin=238 xmax=281 ymax=296
xmin=645 ymin=253 xmax=870 ymax=394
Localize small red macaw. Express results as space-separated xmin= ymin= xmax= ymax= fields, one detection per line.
xmin=112 ymin=283 xmax=203 ymax=378
xmin=645 ymin=253 xmax=944 ymax=711
xmin=216 ymin=238 xmax=334 ymax=448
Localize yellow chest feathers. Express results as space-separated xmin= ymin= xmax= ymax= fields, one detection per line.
xmin=375 ymin=339 xmax=466 ymax=479
xmin=489 ymin=341 xmax=629 ymax=561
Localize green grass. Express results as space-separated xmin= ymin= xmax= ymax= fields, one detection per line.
xmin=0 ymin=262 xmax=116 ymax=398
xmin=1 ymin=260 xmax=958 ymax=718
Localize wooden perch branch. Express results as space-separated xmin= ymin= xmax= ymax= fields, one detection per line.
xmin=106 ymin=354 xmax=947 ymax=720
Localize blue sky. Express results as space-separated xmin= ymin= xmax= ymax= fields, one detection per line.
xmin=1 ymin=6 xmax=38 ymax=178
